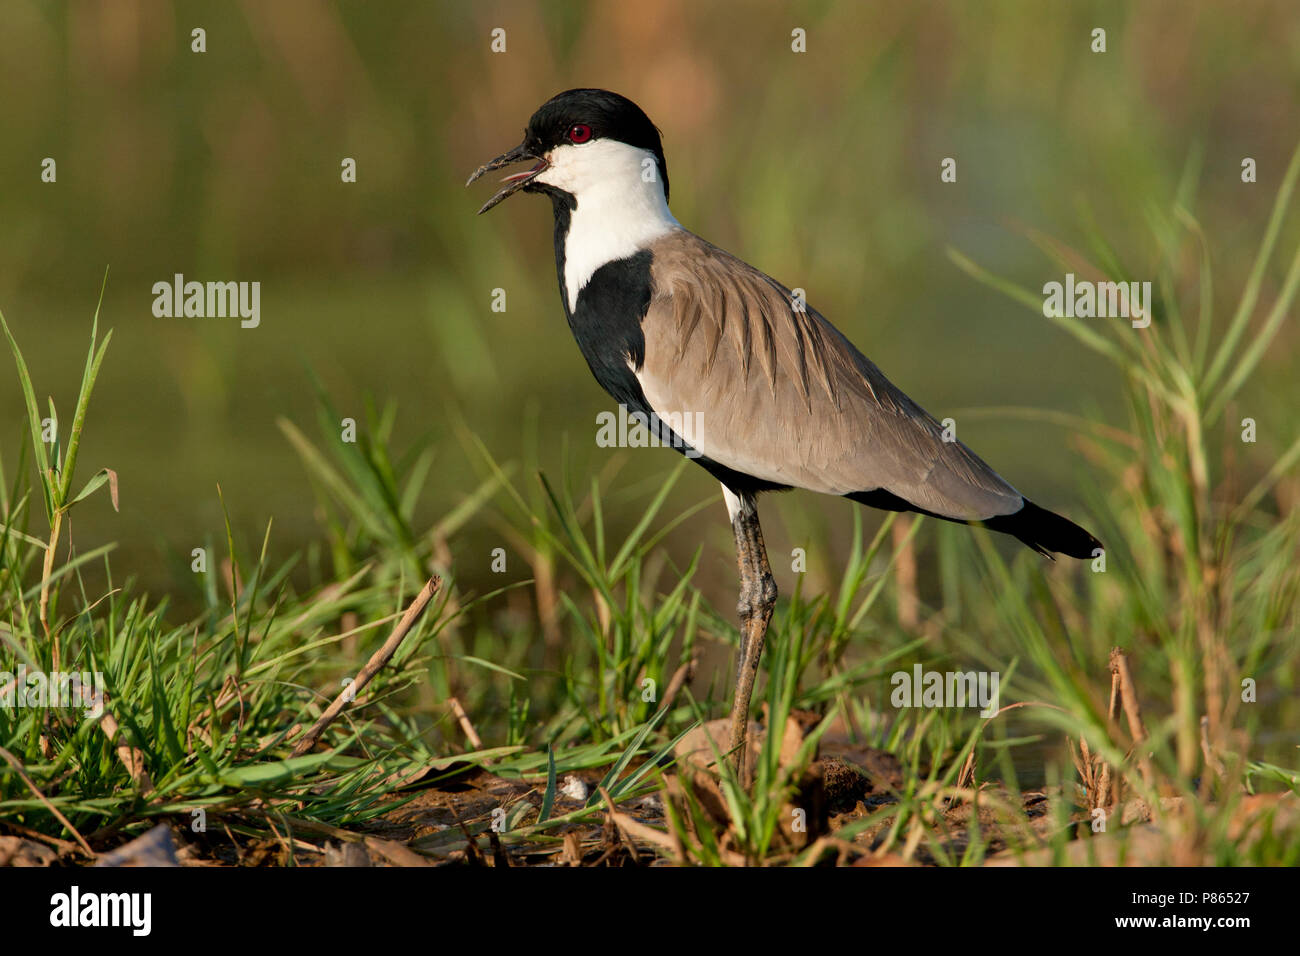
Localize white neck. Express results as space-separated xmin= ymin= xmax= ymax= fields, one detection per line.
xmin=534 ymin=139 xmax=679 ymax=310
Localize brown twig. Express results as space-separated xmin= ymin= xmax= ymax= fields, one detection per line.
xmin=1097 ymin=657 xmax=1123 ymax=807
xmin=598 ymin=786 xmax=646 ymax=865
xmin=1110 ymin=647 xmax=1153 ymax=789
xmin=954 ymin=749 xmax=977 ymax=796
xmin=0 ymin=746 xmax=94 ymax=857
xmin=892 ymin=516 xmax=918 ymax=630
xmin=98 ymin=704 xmax=155 ymax=794
xmin=1200 ymin=714 xmax=1226 ymax=782
xmin=290 ymin=577 xmax=441 ymax=757
xmin=654 ymin=655 xmax=696 ymax=718
xmin=447 ymin=696 xmax=482 ymax=749
xmin=1072 ymin=652 xmax=1128 ymax=810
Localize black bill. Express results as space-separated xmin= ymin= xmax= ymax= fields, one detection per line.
xmin=466 ymin=143 xmax=549 ymax=214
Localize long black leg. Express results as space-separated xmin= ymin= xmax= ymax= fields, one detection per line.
xmin=725 ymin=489 xmax=777 ymax=787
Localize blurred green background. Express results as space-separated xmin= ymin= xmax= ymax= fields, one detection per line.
xmin=1 ymin=0 xmax=1297 ymax=610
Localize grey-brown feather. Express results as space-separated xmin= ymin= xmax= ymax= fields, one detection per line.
xmin=637 ymin=230 xmax=1025 ymax=521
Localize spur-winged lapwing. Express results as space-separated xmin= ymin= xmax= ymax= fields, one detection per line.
xmin=469 ymin=89 xmax=1101 ymax=783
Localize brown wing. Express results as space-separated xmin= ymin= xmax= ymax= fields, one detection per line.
xmin=637 ymin=230 xmax=1024 ymax=521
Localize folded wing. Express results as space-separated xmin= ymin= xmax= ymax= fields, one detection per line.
xmin=636 ymin=230 xmax=1025 ymax=522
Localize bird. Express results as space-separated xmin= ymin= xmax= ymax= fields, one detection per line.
xmin=468 ymin=88 xmax=1101 ymax=784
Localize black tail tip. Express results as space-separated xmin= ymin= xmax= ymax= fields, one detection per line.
xmin=984 ymin=500 xmax=1102 ymax=560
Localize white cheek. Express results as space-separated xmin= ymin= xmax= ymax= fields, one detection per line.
xmin=533 ymin=144 xmax=582 ymax=191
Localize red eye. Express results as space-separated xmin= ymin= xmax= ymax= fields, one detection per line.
xmin=567 ymin=124 xmax=592 ymax=144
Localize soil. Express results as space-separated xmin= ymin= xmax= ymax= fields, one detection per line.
xmin=6 ymin=720 xmax=1295 ymax=867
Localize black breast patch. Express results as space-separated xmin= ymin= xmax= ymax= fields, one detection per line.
xmin=567 ymin=250 xmax=654 ymax=412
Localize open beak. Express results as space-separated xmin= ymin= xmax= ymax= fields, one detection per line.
xmin=466 ymin=142 xmax=549 ymax=214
